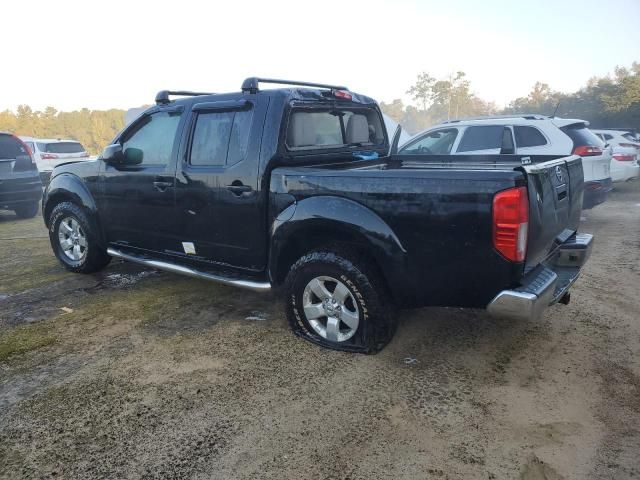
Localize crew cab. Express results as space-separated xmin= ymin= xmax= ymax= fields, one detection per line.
xmin=42 ymin=78 xmax=594 ymax=353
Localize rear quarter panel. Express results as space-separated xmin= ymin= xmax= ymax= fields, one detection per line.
xmin=271 ymin=167 xmax=525 ymax=308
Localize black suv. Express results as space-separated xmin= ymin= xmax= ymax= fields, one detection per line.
xmin=0 ymin=132 xmax=42 ymax=218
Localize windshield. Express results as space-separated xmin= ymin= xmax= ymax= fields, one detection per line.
xmin=286 ymin=108 xmax=385 ymax=150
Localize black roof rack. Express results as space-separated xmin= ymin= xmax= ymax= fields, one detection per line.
xmin=155 ymin=90 xmax=215 ymax=105
xmin=241 ymin=77 xmax=348 ymax=94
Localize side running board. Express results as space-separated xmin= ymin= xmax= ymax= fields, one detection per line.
xmin=106 ymin=248 xmax=271 ymax=293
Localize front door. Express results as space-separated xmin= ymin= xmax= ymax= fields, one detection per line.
xmin=99 ymin=107 xmax=184 ymax=254
xmin=173 ymin=96 xmax=268 ymax=272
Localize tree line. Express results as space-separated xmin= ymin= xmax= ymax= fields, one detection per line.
xmin=0 ymin=106 xmax=125 ymax=154
xmin=382 ymin=62 xmax=640 ymax=134
xmin=1 ymin=62 xmax=638 ymax=151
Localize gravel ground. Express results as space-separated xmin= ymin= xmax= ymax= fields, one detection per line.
xmin=0 ymin=181 xmax=639 ymax=480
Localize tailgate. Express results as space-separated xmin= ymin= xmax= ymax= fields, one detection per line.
xmin=520 ymin=155 xmax=583 ymax=270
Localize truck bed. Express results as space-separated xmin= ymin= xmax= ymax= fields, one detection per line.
xmin=270 ymin=154 xmax=583 ymax=308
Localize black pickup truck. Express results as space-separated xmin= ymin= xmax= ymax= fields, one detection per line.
xmin=42 ymin=78 xmax=593 ymax=353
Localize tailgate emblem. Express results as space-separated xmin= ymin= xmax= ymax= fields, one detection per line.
xmin=555 ymin=165 xmax=564 ymax=183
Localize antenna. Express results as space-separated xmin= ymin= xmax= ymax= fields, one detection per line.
xmin=551 ymin=101 xmax=560 ymax=118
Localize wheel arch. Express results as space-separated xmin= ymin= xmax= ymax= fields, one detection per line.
xmin=269 ymin=196 xmax=407 ymax=301
xmin=43 ymin=173 xmax=105 ymax=246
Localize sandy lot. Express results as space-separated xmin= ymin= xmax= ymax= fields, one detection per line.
xmin=1 ymin=182 xmax=639 ymax=479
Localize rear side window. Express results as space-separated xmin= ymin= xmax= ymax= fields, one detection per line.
xmin=42 ymin=142 xmax=85 ymax=154
xmin=189 ymin=109 xmax=253 ymax=167
xmin=0 ymin=135 xmax=28 ymax=159
xmin=286 ymin=109 xmax=384 ymax=149
xmin=560 ymin=124 xmax=604 ymax=148
xmin=514 ymin=126 xmax=547 ymax=148
xmin=457 ymin=125 xmax=504 ymax=152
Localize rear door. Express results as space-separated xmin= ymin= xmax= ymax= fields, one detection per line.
xmin=173 ymin=95 xmax=268 ymax=272
xmin=521 ymin=155 xmax=583 ymax=269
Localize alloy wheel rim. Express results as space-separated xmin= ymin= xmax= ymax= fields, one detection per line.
xmin=302 ymin=275 xmax=359 ymax=342
xmin=57 ymin=217 xmax=87 ymax=261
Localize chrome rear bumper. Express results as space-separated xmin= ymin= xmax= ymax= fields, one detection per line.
xmin=487 ymin=233 xmax=593 ymax=321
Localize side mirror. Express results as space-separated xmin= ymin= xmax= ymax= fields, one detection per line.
xmin=101 ymin=144 xmax=123 ymax=163
xmin=500 ymin=127 xmax=515 ymax=155
xmin=123 ymin=147 xmax=143 ymax=165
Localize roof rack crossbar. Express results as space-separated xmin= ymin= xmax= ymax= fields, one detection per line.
xmin=241 ymin=77 xmax=348 ymax=93
xmin=441 ymin=114 xmax=548 ymax=124
xmin=155 ymin=90 xmax=215 ymax=105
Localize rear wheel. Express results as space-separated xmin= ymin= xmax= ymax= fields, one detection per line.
xmin=284 ymin=249 xmax=395 ymax=354
xmin=13 ymin=201 xmax=39 ymax=219
xmin=48 ymin=202 xmax=111 ymax=273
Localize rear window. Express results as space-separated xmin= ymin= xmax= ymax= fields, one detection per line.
xmin=286 ymin=108 xmax=385 ymax=149
xmin=560 ymin=124 xmax=604 ymax=148
xmin=39 ymin=142 xmax=85 ymax=154
xmin=514 ymin=126 xmax=547 ymax=148
xmin=457 ymin=125 xmax=504 ymax=152
xmin=622 ymin=132 xmax=639 ymax=142
xmin=0 ymin=135 xmax=29 ymax=159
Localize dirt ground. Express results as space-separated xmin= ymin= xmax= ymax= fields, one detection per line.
xmin=1 ymin=182 xmax=639 ymax=480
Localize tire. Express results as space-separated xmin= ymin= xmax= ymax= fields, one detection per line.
xmin=13 ymin=201 xmax=39 ymax=219
xmin=48 ymin=201 xmax=111 ymax=273
xmin=284 ymin=249 xmax=395 ymax=354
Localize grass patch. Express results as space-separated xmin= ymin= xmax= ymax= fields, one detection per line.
xmin=0 ymin=323 xmax=57 ymax=361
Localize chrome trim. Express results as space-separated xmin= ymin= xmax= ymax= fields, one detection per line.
xmin=487 ymin=271 xmax=557 ymax=321
xmin=106 ymin=248 xmax=271 ymax=292
xmin=555 ymin=233 xmax=594 ymax=268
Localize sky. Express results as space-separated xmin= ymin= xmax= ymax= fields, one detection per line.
xmin=1 ymin=0 xmax=639 ymax=112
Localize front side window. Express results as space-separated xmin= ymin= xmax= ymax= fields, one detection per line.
xmin=399 ymin=128 xmax=458 ymax=155
xmin=286 ymin=109 xmax=384 ymax=149
xmin=121 ymin=111 xmax=182 ymax=166
xmin=457 ymin=125 xmax=504 ymax=152
xmin=189 ymin=109 xmax=253 ymax=166
xmin=514 ymin=126 xmax=547 ymax=148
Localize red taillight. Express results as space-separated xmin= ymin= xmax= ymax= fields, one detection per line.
xmin=612 ymin=153 xmax=636 ymax=162
xmin=11 ymin=135 xmax=35 ymax=163
xmin=332 ymin=89 xmax=352 ymax=101
xmin=619 ymin=142 xmax=640 ymax=149
xmin=81 ymin=152 xmax=90 ymax=157
xmin=40 ymin=153 xmax=59 ymax=160
xmin=493 ymin=186 xmax=529 ymax=262
xmin=573 ymin=145 xmax=603 ymax=157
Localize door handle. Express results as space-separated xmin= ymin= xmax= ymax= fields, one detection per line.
xmin=153 ymin=177 xmax=174 ymax=192
xmin=226 ymin=183 xmax=252 ymax=195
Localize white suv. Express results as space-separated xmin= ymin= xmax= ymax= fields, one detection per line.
xmin=398 ymin=115 xmax=612 ymax=209
xmin=591 ymin=129 xmax=639 ymax=183
xmin=20 ymin=137 xmax=90 ymax=183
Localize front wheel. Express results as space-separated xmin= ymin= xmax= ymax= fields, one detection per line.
xmin=48 ymin=201 xmax=111 ymax=273
xmin=284 ymin=250 xmax=395 ymax=354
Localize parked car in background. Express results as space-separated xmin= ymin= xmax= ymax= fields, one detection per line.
xmin=0 ymin=132 xmax=42 ymax=218
xmin=41 ymin=78 xmax=594 ymax=353
xmin=398 ymin=115 xmax=612 ymax=209
xmin=20 ymin=137 xmax=90 ymax=184
xmin=592 ymin=129 xmax=640 ymax=183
